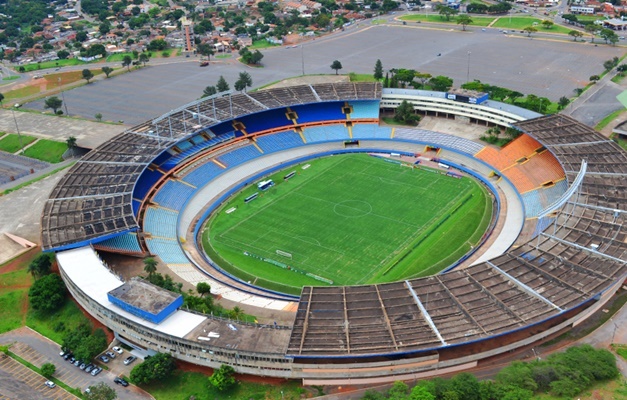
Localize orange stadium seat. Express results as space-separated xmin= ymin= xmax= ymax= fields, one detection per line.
xmin=475 ymin=134 xmax=543 ymax=171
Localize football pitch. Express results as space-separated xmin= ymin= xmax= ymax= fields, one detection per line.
xmin=202 ymin=154 xmax=493 ymax=295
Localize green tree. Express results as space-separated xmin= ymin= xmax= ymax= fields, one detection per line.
xmin=428 ymin=75 xmax=453 ymax=91
xmin=197 ymin=43 xmax=214 ymax=60
xmin=73 ymin=328 xmax=107 ymax=362
xmin=203 ymin=86 xmax=217 ymax=97
xmin=330 ymin=60 xmax=343 ymax=75
xmin=57 ymin=50 xmax=70 ymax=59
xmin=101 ymin=66 xmax=114 ymax=78
xmin=456 ymin=14 xmax=472 ymax=31
xmin=585 ymin=24 xmax=597 ymax=43
xmin=122 ymin=55 xmax=133 ymax=71
xmin=388 ymin=381 xmax=408 ymax=399
xmin=415 ymin=72 xmax=432 ymax=88
xmin=209 ymin=364 xmax=236 ymax=391
xmin=40 ymin=362 xmax=56 ymax=378
xmin=82 ymin=69 xmax=94 ymax=83
xmin=557 ymin=96 xmax=569 ymax=110
xmin=44 ymin=96 xmax=63 ymax=114
xmin=373 ymin=59 xmax=383 ymax=81
xmin=589 ymin=75 xmax=600 ymax=83
xmin=496 ymin=361 xmax=538 ymax=392
xmin=436 ymin=4 xmax=458 ymax=21
xmin=66 ymin=136 xmax=77 ymax=157
xmin=617 ymin=64 xmax=627 ymax=76
xmin=451 ymin=373 xmax=481 ymax=400
xmin=143 ymin=257 xmax=157 ymax=277
xmin=568 ymin=30 xmax=583 ymax=41
xmin=216 ymin=75 xmax=230 ymax=92
xmin=130 ymin=353 xmax=176 ymax=385
xmin=394 ymin=100 xmax=419 ymax=125
xmin=234 ymin=71 xmax=252 ymax=92
xmin=0 ymin=92 xmax=4 ymax=107
xmin=29 ymin=274 xmax=66 ymax=314
xmin=410 ymin=385 xmax=435 ymax=400
xmin=523 ymin=26 xmax=537 ymax=37
xmin=139 ymin=53 xmax=150 ymax=67
xmin=148 ymin=39 xmax=168 ymax=51
xmin=28 ymin=253 xmax=52 ymax=279
xmin=541 ymin=20 xmax=554 ymax=29
xmin=196 ymin=282 xmax=211 ymax=297
xmin=85 ymin=382 xmax=117 ymax=400
xmin=95 ymin=113 xmax=103 ymax=122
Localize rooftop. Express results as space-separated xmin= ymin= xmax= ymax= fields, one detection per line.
xmin=108 ymin=277 xmax=181 ymax=316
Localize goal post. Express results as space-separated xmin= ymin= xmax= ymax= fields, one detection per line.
xmin=276 ymin=250 xmax=292 ymax=259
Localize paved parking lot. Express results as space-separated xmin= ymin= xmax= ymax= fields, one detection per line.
xmin=25 ymin=24 xmax=619 ymax=125
xmin=0 ymin=353 xmax=77 ymax=400
xmin=0 ymin=327 xmax=152 ymax=400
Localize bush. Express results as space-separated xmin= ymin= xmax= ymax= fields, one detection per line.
xmin=29 ymin=274 xmax=66 ymax=314
xmin=209 ymin=364 xmax=236 ymax=391
xmin=130 ymin=353 xmax=176 ymax=385
xmin=40 ymin=362 xmax=55 ymax=378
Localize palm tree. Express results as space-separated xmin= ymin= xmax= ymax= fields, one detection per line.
xmin=143 ymin=257 xmax=157 ymax=276
xmin=66 ymin=136 xmax=77 ymax=157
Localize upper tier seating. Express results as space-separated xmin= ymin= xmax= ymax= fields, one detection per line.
xmin=95 ymin=232 xmax=143 ymax=253
xmin=292 ymin=102 xmax=345 ymax=123
xmin=303 ymin=125 xmax=350 ymax=143
xmin=351 ymin=124 xmax=392 ymax=139
xmin=255 ymin=131 xmax=304 ymax=153
xmin=216 ymin=145 xmax=262 ymax=168
xmin=152 ymin=180 xmax=196 ymax=210
xmin=144 ymin=207 xmax=178 ymax=239
xmin=348 ymin=100 xmax=380 ymax=119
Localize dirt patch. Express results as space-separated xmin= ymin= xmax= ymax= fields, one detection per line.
xmin=176 ymin=358 xmax=294 ymax=385
xmin=0 ymin=246 xmax=39 ymax=275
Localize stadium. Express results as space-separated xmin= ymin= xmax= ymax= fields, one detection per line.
xmin=42 ymin=82 xmax=627 ymax=385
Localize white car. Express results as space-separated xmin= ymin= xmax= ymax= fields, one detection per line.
xmin=45 ymin=381 xmax=56 ymax=389
xmin=112 ymin=346 xmax=123 ymax=354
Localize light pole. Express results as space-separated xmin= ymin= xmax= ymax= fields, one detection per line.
xmin=466 ymin=51 xmax=471 ymax=83
xmin=301 ymin=44 xmax=305 ymax=76
xmin=11 ymin=107 xmax=24 ymax=155
xmin=58 ymin=77 xmax=69 ymax=116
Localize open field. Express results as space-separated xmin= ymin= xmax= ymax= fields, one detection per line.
xmin=491 ymin=17 xmax=572 ymax=34
xmin=0 ymin=134 xmax=37 ymax=153
xmin=3 ymin=69 xmax=105 ymax=101
xmin=204 ymin=154 xmax=491 ymax=294
xmin=400 ymin=14 xmax=494 ymax=26
xmin=19 ymin=58 xmax=86 ymax=72
xmin=23 ymin=139 xmax=67 ymax=163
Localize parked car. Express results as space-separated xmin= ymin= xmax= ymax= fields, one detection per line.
xmin=63 ymin=352 xmax=72 ymax=360
xmin=85 ymin=364 xmax=94 ymax=373
xmin=79 ymin=362 xmax=87 ymax=370
xmin=68 ymin=356 xmax=76 ymax=364
xmin=114 ymin=377 xmax=129 ymax=387
xmin=99 ymin=355 xmax=109 ymax=363
xmin=123 ymin=356 xmax=137 ymax=366
xmin=59 ymin=350 xmax=67 ymax=357
xmin=112 ymin=346 xmax=123 ymax=354
xmin=45 ymin=380 xmax=56 ymax=389
xmin=91 ymin=367 xmax=102 ymax=376
xmin=105 ymin=351 xmax=116 ymax=359
xmin=74 ymin=359 xmax=81 ymax=367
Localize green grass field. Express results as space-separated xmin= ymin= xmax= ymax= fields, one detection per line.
xmin=23 ymin=139 xmax=67 ymax=163
xmin=0 ymin=134 xmax=37 ymax=153
xmin=491 ymin=17 xmax=572 ymax=34
xmin=204 ymin=154 xmax=492 ymax=294
xmin=400 ymin=14 xmax=494 ymax=27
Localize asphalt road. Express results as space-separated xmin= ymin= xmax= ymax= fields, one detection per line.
xmin=24 ymin=22 xmax=620 ymax=125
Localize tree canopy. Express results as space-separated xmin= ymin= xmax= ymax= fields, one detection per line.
xmin=330 ymin=60 xmax=343 ymax=75
xmin=28 ymin=253 xmax=52 ymax=279
xmin=209 ymin=364 xmax=236 ymax=391
xmin=234 ymin=71 xmax=252 ymax=92
xmin=130 ymin=353 xmax=176 ymax=385
xmin=82 ymin=69 xmax=94 ymax=83
xmin=44 ymin=96 xmax=63 ymax=114
xmin=85 ymin=382 xmax=117 ymax=400
xmin=28 ymin=273 xmax=66 ymax=314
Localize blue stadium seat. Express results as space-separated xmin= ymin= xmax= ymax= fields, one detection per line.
xmin=182 ymin=161 xmax=224 ymax=187
xmin=348 ymin=101 xmax=380 ymax=119
xmin=152 ymin=180 xmax=196 ymax=210
xmin=352 ymin=124 xmax=392 ymax=139
xmin=303 ymin=125 xmax=349 ymax=143
xmin=216 ymin=145 xmax=262 ymax=168
xmin=96 ymin=232 xmax=142 ymax=253
xmin=144 ymin=207 xmax=178 ymax=239
xmin=255 ymin=131 xmax=304 ymax=153
xmin=161 ymin=132 xmax=235 ymax=170
xmin=237 ymin=108 xmax=293 ymax=134
xmin=176 ymin=140 xmax=193 ymax=151
xmin=521 ymin=190 xmax=543 ymax=218
xmin=532 ymin=216 xmax=555 ymax=238
xmin=146 ymin=238 xmax=188 ymax=264
xmin=292 ymin=102 xmax=345 ymax=123
xmin=521 ymin=180 xmax=568 ymax=218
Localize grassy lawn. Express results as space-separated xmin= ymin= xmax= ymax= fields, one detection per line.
xmin=3 ymin=69 xmax=104 ymax=102
xmin=26 ymin=299 xmax=91 ymax=344
xmin=250 ymin=40 xmax=281 ymax=49
xmin=2 ymin=85 xmax=40 ymax=101
xmin=2 ymin=75 xmax=19 ymax=81
xmin=106 ymin=50 xmax=173 ymax=63
xmin=596 ymin=109 xmax=626 ymax=131
xmin=349 ymin=72 xmax=379 ymax=82
xmin=0 ymin=133 xmax=37 ymax=153
xmin=610 ymin=133 xmax=627 ymax=151
xmin=204 ymin=154 xmax=491 ymax=294
xmin=491 ymin=17 xmax=572 ymax=34
xmin=23 ymin=139 xmax=67 ymax=163
xmin=144 ymin=370 xmax=306 ymax=400
xmin=0 ymin=288 xmax=29 ymax=334
xmin=372 ymin=18 xmax=388 ymax=24
xmin=400 ymin=14 xmax=494 ymax=27
xmin=19 ymin=58 xmax=86 ymax=72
